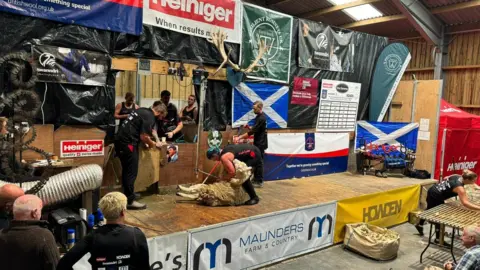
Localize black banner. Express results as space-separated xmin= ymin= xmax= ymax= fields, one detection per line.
xmin=33 ymin=45 xmax=110 ymax=86
xmin=196 ymin=80 xmax=232 ymax=131
xmin=288 ymin=19 xmax=388 ymax=128
xmin=298 ymin=19 xmax=354 ymax=73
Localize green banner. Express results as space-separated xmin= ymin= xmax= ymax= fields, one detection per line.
xmin=241 ymin=3 xmax=293 ymax=84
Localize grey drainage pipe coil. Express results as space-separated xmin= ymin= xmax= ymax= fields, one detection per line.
xmin=0 ymin=164 xmax=103 ymax=206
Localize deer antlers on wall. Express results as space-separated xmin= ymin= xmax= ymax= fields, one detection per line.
xmin=207 ymin=28 xmax=268 ymax=75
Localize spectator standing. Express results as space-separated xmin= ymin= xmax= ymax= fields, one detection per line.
xmin=114 ymin=92 xmax=139 ymax=128
xmin=0 ymin=194 xmax=60 ymax=270
xmin=157 ymin=90 xmax=184 ymax=142
xmin=237 ymin=101 xmax=267 ymax=187
xmin=180 ymin=94 xmax=198 ymax=124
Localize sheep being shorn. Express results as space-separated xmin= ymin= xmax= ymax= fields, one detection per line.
xmin=177 ymin=159 xmax=252 ymax=206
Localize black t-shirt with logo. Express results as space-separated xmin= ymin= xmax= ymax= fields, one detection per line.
xmin=221 ymin=144 xmax=260 ymax=163
xmin=56 ymin=224 xmax=149 ymax=270
xmin=248 ymin=113 xmax=268 ymax=151
xmin=115 ymin=107 xmax=156 ymax=146
xmin=428 ymin=174 xmax=464 ymax=201
xmin=156 ymin=103 xmax=182 ymax=141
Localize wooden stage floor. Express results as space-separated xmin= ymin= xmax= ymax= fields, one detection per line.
xmin=125 ymin=173 xmax=432 ymax=238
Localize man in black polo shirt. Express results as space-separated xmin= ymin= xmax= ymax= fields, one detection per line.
xmin=115 ymin=102 xmax=167 ymax=210
xmin=156 ymin=90 xmax=184 ymax=142
xmin=237 ymin=101 xmax=268 ymax=187
xmin=207 ymin=144 xmax=261 ymax=205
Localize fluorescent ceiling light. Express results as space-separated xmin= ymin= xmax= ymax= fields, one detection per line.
xmin=343 ymin=4 xmax=383 ymax=21
xmin=327 ymin=0 xmax=356 ymax=5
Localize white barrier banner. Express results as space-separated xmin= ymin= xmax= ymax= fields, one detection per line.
xmin=149 ymin=232 xmax=188 ymax=270
xmin=73 ymin=231 xmax=188 ymax=270
xmin=143 ymin=0 xmax=242 ymax=43
xmin=188 ymin=202 xmax=336 ymax=270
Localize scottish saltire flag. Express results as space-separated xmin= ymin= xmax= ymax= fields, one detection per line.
xmin=232 ymin=83 xmax=289 ymax=128
xmin=265 ymin=133 xmax=349 ymax=180
xmin=355 ymin=121 xmax=419 ymax=152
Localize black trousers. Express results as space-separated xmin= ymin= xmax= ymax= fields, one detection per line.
xmin=246 ymin=149 xmax=264 ymax=184
xmin=258 ymin=147 xmax=265 ymax=159
xmin=115 ymin=142 xmax=139 ymax=204
xmin=241 ymin=179 xmax=258 ymax=200
xmin=419 ymin=190 xmax=444 ymax=238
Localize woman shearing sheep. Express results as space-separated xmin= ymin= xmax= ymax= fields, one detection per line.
xmin=415 ymin=169 xmax=480 ymax=244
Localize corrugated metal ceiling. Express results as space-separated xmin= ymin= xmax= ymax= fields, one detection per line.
xmin=421 ymin=0 xmax=472 ymax=8
xmin=252 ymin=0 xmax=480 ymax=39
xmin=436 ymin=6 xmax=480 ymax=26
xmin=273 ymin=0 xmax=334 ymax=16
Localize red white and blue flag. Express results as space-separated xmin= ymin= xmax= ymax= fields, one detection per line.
xmin=0 ymin=0 xmax=143 ymax=35
xmin=264 ymin=133 xmax=349 ymax=181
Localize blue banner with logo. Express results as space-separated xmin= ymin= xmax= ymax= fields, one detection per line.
xmin=265 ymin=133 xmax=349 ymax=180
xmin=369 ymin=43 xmax=411 ymax=121
xmin=0 ymin=0 xmax=142 ymax=35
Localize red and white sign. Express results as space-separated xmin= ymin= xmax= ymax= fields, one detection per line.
xmin=438 ymin=129 xmax=480 ymax=184
xmin=291 ymin=77 xmax=318 ymax=106
xmin=143 ymin=0 xmax=242 ymax=43
xmin=434 ymin=100 xmax=480 ymax=184
xmin=60 ymin=140 xmax=104 ymax=158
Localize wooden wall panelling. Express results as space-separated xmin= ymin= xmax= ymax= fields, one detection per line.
xmin=402 ymin=38 xmax=435 ymax=81
xmin=400 ymin=32 xmax=480 ymax=116
xmin=53 ymin=126 xmax=106 ymax=167
xmin=111 ymin=57 xmax=227 ymax=81
xmin=115 ymin=71 xmax=136 ymax=97
xmin=159 ymin=143 xmax=198 ymax=186
xmin=116 ymin=72 xmax=195 ymax=101
xmin=390 ymin=80 xmax=442 ymax=174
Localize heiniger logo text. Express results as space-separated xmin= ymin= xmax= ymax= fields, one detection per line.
xmin=150 ymin=0 xmax=236 ymax=29
xmin=447 ymin=158 xmax=477 ymax=172
xmin=60 ymin=140 xmax=104 ymax=158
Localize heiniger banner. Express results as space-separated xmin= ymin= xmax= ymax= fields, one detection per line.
xmin=143 ymin=0 xmax=243 ymax=43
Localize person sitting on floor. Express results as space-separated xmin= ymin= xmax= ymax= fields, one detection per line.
xmin=0 ymin=184 xmax=24 ymax=230
xmin=57 ymin=192 xmax=150 ymax=270
xmin=444 ymin=225 xmax=480 ymax=270
xmin=415 ymin=170 xmax=480 ymax=246
xmin=0 ymin=194 xmax=60 ymax=270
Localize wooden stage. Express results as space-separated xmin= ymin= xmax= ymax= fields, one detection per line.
xmin=125 ymin=173 xmax=434 ymax=238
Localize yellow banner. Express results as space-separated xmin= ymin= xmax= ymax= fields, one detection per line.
xmin=334 ymin=184 xmax=420 ymax=243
